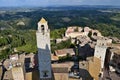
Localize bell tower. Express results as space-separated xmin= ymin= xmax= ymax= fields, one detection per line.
xmin=36 ymin=17 xmax=52 ymax=80
xmin=38 ymin=17 xmax=49 ymax=33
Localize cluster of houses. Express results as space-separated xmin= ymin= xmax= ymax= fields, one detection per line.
xmin=0 ymin=18 xmax=120 ymax=80
xmin=52 ymin=26 xmax=120 ymax=80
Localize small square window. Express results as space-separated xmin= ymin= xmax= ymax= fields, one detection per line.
xmin=43 ymin=71 xmax=48 ymax=77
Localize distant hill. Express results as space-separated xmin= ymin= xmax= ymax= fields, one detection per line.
xmin=0 ymin=6 xmax=120 ymax=37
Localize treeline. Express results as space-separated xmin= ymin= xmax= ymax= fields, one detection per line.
xmin=50 ymin=28 xmax=66 ymax=39
xmin=1 ymin=8 xmax=120 ymax=59
xmin=1 ymin=9 xmax=120 ymax=30
xmin=0 ymin=9 xmax=120 ymax=38
xmin=0 ymin=28 xmax=69 ymax=59
xmin=0 ymin=30 xmax=37 ymax=59
xmin=91 ymin=23 xmax=120 ymax=38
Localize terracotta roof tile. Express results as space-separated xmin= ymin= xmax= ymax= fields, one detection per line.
xmin=55 ymin=48 xmax=75 ymax=56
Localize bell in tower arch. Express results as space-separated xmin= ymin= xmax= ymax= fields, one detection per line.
xmin=41 ymin=25 xmax=45 ymax=33
xmin=37 ymin=17 xmax=49 ymax=33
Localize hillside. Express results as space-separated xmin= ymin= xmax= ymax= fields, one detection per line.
xmin=0 ymin=6 xmax=120 ymax=60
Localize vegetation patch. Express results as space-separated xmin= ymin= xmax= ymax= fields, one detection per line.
xmin=111 ymin=14 xmax=120 ymax=21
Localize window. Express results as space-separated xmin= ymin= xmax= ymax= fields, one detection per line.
xmin=41 ymin=25 xmax=45 ymax=32
xmin=102 ymin=43 xmax=104 ymax=46
xmin=93 ymin=32 xmax=97 ymax=36
xmin=43 ymin=71 xmax=48 ymax=77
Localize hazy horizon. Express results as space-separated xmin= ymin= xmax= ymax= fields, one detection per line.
xmin=0 ymin=0 xmax=120 ymax=7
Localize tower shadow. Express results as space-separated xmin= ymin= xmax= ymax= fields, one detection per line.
xmin=37 ymin=44 xmax=52 ymax=79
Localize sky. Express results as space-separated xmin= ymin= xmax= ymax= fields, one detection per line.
xmin=0 ymin=0 xmax=120 ymax=7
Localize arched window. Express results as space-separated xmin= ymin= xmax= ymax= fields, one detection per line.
xmin=41 ymin=25 xmax=45 ymax=32
xmin=93 ymin=32 xmax=97 ymax=36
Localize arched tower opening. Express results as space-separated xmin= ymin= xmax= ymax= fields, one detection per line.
xmin=93 ymin=32 xmax=97 ymax=36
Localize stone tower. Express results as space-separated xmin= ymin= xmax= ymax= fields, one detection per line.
xmin=36 ymin=17 xmax=52 ymax=80
xmin=94 ymin=45 xmax=107 ymax=69
xmin=94 ymin=38 xmax=112 ymax=69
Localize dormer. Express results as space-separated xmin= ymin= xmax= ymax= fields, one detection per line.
xmin=38 ymin=17 xmax=49 ymax=33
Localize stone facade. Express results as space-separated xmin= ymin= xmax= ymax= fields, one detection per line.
xmin=0 ymin=66 xmax=2 ymax=80
xmin=94 ymin=38 xmax=112 ymax=69
xmin=110 ymin=48 xmax=120 ymax=73
xmin=65 ymin=26 xmax=86 ymax=38
xmin=96 ymin=37 xmax=112 ymax=46
xmin=94 ymin=39 xmax=108 ymax=69
xmin=12 ymin=67 xmax=25 ymax=80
